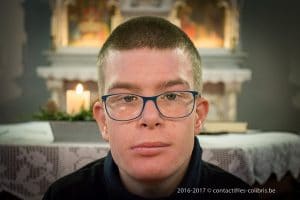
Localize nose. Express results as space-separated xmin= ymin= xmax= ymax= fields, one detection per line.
xmin=139 ymin=100 xmax=162 ymax=128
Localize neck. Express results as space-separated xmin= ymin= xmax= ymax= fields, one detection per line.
xmin=119 ymin=157 xmax=190 ymax=199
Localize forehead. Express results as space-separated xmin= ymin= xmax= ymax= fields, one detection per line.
xmin=103 ymin=48 xmax=193 ymax=93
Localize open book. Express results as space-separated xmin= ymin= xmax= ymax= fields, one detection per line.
xmin=0 ymin=122 xmax=54 ymax=144
xmin=202 ymin=121 xmax=248 ymax=134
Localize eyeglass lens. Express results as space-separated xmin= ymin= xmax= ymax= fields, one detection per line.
xmin=104 ymin=91 xmax=196 ymax=121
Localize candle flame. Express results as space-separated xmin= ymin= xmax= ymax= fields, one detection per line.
xmin=75 ymin=83 xmax=84 ymax=94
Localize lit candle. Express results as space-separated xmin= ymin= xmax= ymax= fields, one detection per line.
xmin=66 ymin=83 xmax=90 ymax=115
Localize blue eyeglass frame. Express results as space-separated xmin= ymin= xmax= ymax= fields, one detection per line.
xmin=101 ymin=90 xmax=200 ymax=121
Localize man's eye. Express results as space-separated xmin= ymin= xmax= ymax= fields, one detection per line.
xmin=164 ymin=93 xmax=177 ymax=100
xmin=123 ymin=95 xmax=137 ymax=102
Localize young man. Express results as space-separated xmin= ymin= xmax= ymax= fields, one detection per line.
xmin=43 ymin=16 xmax=258 ymax=200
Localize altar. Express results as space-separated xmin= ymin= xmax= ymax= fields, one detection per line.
xmin=37 ymin=0 xmax=252 ymax=122
xmin=0 ymin=122 xmax=299 ymax=199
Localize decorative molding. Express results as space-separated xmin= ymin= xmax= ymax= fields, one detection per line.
xmin=37 ymin=66 xmax=251 ymax=83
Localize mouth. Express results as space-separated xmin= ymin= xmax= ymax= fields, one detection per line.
xmin=131 ymin=142 xmax=171 ymax=156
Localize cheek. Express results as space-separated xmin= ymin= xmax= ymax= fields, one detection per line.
xmin=106 ymin=121 xmax=133 ymax=162
xmin=173 ymin=118 xmax=195 ymax=149
xmin=106 ymin=121 xmax=128 ymax=147
xmin=174 ymin=117 xmax=196 ymax=153
xmin=173 ymin=114 xmax=196 ymax=136
xmin=164 ymin=118 xmax=195 ymax=162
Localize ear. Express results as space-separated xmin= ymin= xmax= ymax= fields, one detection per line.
xmin=93 ymin=101 xmax=109 ymax=141
xmin=194 ymin=97 xmax=209 ymax=135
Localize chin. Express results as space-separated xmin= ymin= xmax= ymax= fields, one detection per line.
xmin=128 ymin=161 xmax=177 ymax=182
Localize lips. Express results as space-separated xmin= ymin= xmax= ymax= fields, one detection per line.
xmin=131 ymin=142 xmax=171 ymax=156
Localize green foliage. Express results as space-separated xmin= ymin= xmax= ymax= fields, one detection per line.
xmin=33 ymin=100 xmax=94 ymax=121
xmin=34 ymin=108 xmax=94 ymax=121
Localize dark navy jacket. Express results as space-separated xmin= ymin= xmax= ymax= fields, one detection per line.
xmin=43 ymin=138 xmax=258 ymax=200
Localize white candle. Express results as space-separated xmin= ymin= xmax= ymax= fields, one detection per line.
xmin=66 ymin=83 xmax=90 ymax=115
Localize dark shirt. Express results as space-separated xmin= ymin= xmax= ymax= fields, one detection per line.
xmin=43 ymin=138 xmax=258 ymax=200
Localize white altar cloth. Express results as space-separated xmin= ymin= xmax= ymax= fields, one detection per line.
xmin=198 ymin=132 xmax=300 ymax=185
xmin=0 ymin=122 xmax=299 ymax=199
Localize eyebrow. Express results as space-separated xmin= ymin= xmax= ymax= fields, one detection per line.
xmin=107 ymin=82 xmax=141 ymax=93
xmin=107 ymin=78 xmax=191 ymax=94
xmin=160 ymin=78 xmax=191 ymax=90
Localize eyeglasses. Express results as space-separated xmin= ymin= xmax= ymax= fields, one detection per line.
xmin=101 ymin=91 xmax=199 ymax=121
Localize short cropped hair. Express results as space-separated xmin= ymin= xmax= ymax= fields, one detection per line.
xmin=97 ymin=16 xmax=202 ymax=96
